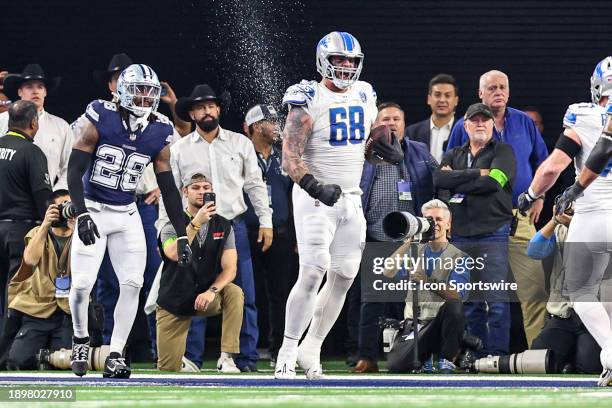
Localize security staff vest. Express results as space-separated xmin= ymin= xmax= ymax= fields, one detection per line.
xmin=157 ymin=214 xmax=232 ymax=317
xmin=404 ymin=243 xmax=466 ymax=322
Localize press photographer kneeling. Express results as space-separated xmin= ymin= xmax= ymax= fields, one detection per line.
xmin=3 ymin=190 xmax=76 ymax=369
xmin=383 ymin=199 xmax=471 ymax=373
xmin=156 ymin=173 xmax=244 ymax=372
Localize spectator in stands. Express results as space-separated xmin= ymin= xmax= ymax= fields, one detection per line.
xmin=529 ymin=206 xmax=602 ymax=374
xmin=523 ymin=106 xmax=544 ymax=134
xmin=0 ymin=71 xmax=10 ymax=114
xmin=156 ymin=173 xmax=244 ymax=373
xmin=405 ymin=74 xmax=460 ymax=162
xmin=435 ymin=103 xmax=516 ymax=356
xmin=5 ymin=190 xmax=75 ymax=369
xmin=167 ymin=84 xmax=273 ymax=371
xmin=0 ymin=64 xmax=73 ymax=190
xmin=384 ymin=199 xmax=470 ymax=373
xmin=446 ymin=70 xmax=549 ymax=348
xmin=349 ymin=102 xmax=437 ymax=373
xmin=243 ymin=105 xmax=297 ymax=367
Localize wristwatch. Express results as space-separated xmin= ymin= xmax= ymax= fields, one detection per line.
xmin=208 ymin=286 xmax=219 ymax=294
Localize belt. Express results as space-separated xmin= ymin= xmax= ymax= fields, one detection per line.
xmin=0 ymin=219 xmax=40 ymax=224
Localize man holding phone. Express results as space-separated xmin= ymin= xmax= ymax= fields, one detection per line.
xmin=156 ymin=173 xmax=244 ymax=372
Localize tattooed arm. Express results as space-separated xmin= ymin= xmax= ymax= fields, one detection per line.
xmin=281 ymin=106 xmax=313 ymax=183
xmin=282 ymin=106 xmax=342 ymax=207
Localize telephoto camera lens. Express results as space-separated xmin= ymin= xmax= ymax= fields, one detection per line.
xmin=473 ymin=349 xmax=553 ymax=374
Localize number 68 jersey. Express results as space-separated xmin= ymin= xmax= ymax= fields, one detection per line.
xmin=282 ymin=80 xmax=377 ymax=193
xmin=82 ymin=99 xmax=173 ymax=205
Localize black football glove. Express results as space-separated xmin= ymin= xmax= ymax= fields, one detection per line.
xmin=299 ymin=174 xmax=342 ymax=206
xmin=517 ymin=189 xmax=539 ymax=216
xmin=371 ymin=134 xmax=403 ymax=165
xmin=77 ymin=213 xmax=100 ymax=246
xmin=176 ymin=236 xmax=193 ymax=266
xmin=555 ymin=182 xmax=585 ymax=216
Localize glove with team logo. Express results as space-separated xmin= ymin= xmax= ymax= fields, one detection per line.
xmin=176 ymin=236 xmax=193 ymax=266
xmin=555 ymin=182 xmax=585 ymax=216
xmin=299 ymin=174 xmax=342 ymax=206
xmin=77 ymin=213 xmax=100 ymax=246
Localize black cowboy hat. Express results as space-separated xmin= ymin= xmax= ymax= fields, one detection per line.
xmin=3 ymin=64 xmax=61 ymax=100
xmin=93 ymin=53 xmax=133 ymax=89
xmin=175 ymin=84 xmax=231 ymax=122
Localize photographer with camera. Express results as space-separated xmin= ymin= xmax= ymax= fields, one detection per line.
xmin=2 ymin=190 xmax=75 ymax=369
xmin=155 ymin=173 xmax=244 ymax=372
xmin=433 ymin=103 xmax=516 ymax=357
xmin=527 ymin=205 xmax=602 ymax=374
xmin=383 ymin=199 xmax=470 ymax=373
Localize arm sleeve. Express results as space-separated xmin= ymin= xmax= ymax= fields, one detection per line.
xmin=156 ymin=170 xmax=187 ymax=237
xmin=585 ymin=133 xmax=612 ymax=174
xmin=28 ymin=148 xmax=52 ymax=218
xmin=527 ymin=231 xmax=557 ymax=260
xmin=242 ymin=141 xmax=273 ymax=228
xmin=67 ymin=149 xmax=92 ymax=215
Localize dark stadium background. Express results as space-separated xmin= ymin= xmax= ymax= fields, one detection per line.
xmin=2 ymin=0 xmax=612 ymax=357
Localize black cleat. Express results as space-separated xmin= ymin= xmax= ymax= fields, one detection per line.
xmin=71 ymin=336 xmax=90 ymax=377
xmin=103 ymin=352 xmax=131 ymax=378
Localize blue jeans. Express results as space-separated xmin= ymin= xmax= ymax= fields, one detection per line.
xmin=232 ymin=218 xmax=259 ymax=366
xmin=453 ymin=224 xmax=510 ymax=356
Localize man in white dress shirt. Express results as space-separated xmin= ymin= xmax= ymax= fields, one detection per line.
xmin=170 ymin=83 xmax=273 ymax=372
xmin=0 ymin=64 xmax=73 ymax=190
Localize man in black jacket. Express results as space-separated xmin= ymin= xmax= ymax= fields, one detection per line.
xmin=156 ymin=173 xmax=244 ymax=372
xmin=433 ymin=103 xmax=516 ymax=357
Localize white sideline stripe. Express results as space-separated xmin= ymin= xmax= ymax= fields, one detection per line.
xmin=0 ymin=372 xmax=597 ymax=382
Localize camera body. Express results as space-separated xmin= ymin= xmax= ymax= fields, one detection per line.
xmin=53 ymin=202 xmax=77 ymax=228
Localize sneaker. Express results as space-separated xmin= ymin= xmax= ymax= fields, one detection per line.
xmin=422 ymin=356 xmax=436 ymax=374
xmin=103 ymin=352 xmax=131 ymax=378
xmin=438 ymin=358 xmax=457 ymax=374
xmin=217 ymin=353 xmax=241 ymax=373
xmin=71 ymin=336 xmax=90 ymax=377
xmin=297 ymin=343 xmax=324 ymax=380
xmin=181 ymin=356 xmax=200 ymax=372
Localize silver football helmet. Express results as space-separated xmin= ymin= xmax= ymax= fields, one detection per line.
xmin=116 ymin=64 xmax=161 ymax=118
xmin=590 ymin=57 xmax=612 ymax=104
xmin=316 ymin=31 xmax=364 ymax=89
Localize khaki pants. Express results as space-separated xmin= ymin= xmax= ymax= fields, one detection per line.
xmin=509 ymin=211 xmax=548 ymax=347
xmin=156 ymin=283 xmax=244 ymax=371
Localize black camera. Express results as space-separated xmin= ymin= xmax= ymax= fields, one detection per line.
xmin=53 ymin=202 xmax=77 ymax=228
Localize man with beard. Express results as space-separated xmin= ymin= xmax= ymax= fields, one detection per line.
xmin=167 ymin=84 xmax=273 ymax=371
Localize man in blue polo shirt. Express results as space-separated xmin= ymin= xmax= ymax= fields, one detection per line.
xmin=446 ymin=70 xmax=549 ymax=347
xmin=243 ymin=105 xmax=297 ymax=367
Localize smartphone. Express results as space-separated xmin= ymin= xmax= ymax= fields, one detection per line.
xmin=204 ymin=192 xmax=216 ymax=205
xmin=160 ymin=84 xmax=168 ymax=97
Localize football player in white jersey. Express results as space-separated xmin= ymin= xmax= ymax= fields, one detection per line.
xmin=518 ymin=57 xmax=612 ymax=386
xmin=274 ymin=31 xmax=402 ymax=379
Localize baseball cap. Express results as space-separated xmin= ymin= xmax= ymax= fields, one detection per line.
xmin=464 ymin=103 xmax=494 ymax=121
xmin=245 ymin=104 xmax=278 ymax=126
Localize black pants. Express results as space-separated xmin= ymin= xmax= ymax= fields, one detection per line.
xmin=8 ymin=310 xmax=72 ymax=370
xmin=388 ymin=300 xmax=465 ymax=373
xmin=531 ymin=310 xmax=602 ymax=374
xmin=0 ymin=220 xmax=37 ymax=318
xmin=247 ymin=225 xmax=297 ymax=358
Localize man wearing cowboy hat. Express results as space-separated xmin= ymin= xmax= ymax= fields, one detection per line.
xmin=0 ymin=64 xmax=73 ymax=191
xmin=164 ymin=84 xmax=273 ymax=371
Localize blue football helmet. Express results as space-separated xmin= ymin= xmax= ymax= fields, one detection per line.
xmin=590 ymin=57 xmax=612 ymax=104
xmin=316 ymin=31 xmax=364 ymax=89
xmin=117 ymin=64 xmax=161 ymax=118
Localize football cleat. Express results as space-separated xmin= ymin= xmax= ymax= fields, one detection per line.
xmin=297 ymin=343 xmax=325 ymax=380
xmin=103 ymin=352 xmax=131 ymax=379
xmin=70 ymin=336 xmax=90 ymax=377
xmin=598 ymin=369 xmax=612 ymax=387
xmin=274 ymin=361 xmax=297 ymax=379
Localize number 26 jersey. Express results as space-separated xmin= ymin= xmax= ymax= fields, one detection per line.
xmin=82 ymin=99 xmax=173 ymax=205
xmin=282 ymin=80 xmax=377 ymax=193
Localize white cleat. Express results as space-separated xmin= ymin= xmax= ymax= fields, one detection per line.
xmin=598 ymin=369 xmax=612 ymax=387
xmin=297 ymin=345 xmax=325 ymax=380
xmin=217 ymin=354 xmax=241 ymax=374
xmin=274 ymin=361 xmax=297 ymax=379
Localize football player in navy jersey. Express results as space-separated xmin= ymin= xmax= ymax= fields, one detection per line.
xmin=66 ymin=64 xmax=192 ymax=378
